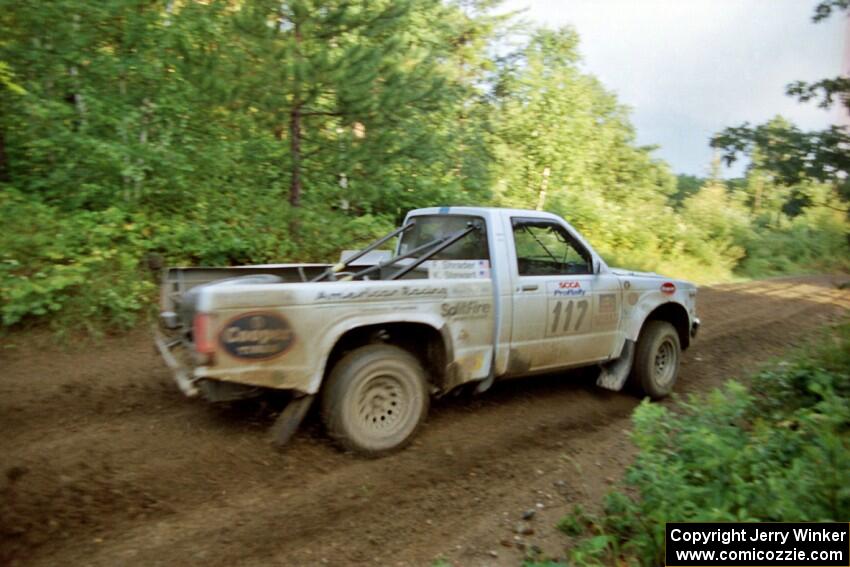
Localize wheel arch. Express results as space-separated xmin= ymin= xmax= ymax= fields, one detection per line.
xmin=311 ymin=318 xmax=452 ymax=395
xmin=630 ymin=302 xmax=691 ymax=351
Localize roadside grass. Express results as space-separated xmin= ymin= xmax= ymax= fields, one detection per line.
xmin=531 ymin=319 xmax=850 ymax=567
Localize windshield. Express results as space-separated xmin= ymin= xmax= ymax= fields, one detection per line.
xmin=398 ymin=215 xmax=489 ymax=261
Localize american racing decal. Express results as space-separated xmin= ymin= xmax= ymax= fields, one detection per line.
xmin=315 ymin=286 xmax=448 ymax=302
xmin=661 ymin=282 xmax=676 ymax=295
xmin=219 ymin=312 xmax=294 ymax=360
xmin=548 ymin=280 xmax=586 ymax=297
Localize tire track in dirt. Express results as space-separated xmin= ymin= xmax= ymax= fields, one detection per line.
xmin=1 ymin=275 xmax=847 ymax=566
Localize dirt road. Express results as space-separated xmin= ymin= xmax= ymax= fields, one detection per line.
xmin=1 ymin=276 xmax=848 ymax=566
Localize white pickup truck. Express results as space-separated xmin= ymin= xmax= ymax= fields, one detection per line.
xmin=156 ymin=207 xmax=700 ymax=455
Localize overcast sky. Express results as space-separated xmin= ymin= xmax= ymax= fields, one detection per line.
xmin=500 ymin=0 xmax=847 ymax=177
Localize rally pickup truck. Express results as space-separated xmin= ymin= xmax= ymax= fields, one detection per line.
xmin=155 ymin=207 xmax=700 ymax=455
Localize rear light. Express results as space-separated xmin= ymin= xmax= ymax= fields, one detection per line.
xmin=193 ymin=313 xmax=216 ymax=359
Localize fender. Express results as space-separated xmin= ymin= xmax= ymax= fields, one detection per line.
xmin=623 ymin=290 xmax=691 ymax=344
xmin=306 ymin=311 xmax=451 ymax=394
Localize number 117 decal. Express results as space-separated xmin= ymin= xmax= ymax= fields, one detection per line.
xmin=548 ymin=298 xmax=590 ymax=336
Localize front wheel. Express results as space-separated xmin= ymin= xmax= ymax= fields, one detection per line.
xmin=631 ymin=320 xmax=681 ymax=399
xmin=321 ymin=344 xmax=429 ymax=456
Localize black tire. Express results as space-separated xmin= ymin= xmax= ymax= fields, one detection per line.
xmin=631 ymin=320 xmax=681 ymax=399
xmin=321 ymin=344 xmax=429 ymax=457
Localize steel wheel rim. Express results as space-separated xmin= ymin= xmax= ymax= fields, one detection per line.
xmin=353 ymin=372 xmax=410 ymax=438
xmin=653 ymin=339 xmax=677 ymax=387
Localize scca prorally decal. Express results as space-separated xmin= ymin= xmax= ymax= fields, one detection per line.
xmin=550 ymin=280 xmax=586 ymax=297
xmin=219 ymin=312 xmax=294 ymax=360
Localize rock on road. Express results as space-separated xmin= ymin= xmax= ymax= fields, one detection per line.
xmin=1 ymin=275 xmax=848 ymax=566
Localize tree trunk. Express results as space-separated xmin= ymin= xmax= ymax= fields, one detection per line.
xmin=752 ymin=175 xmax=763 ymax=215
xmin=0 ymin=127 xmax=9 ymax=182
xmin=536 ymin=166 xmax=551 ymax=210
xmin=136 ymin=97 xmax=150 ymax=201
xmin=289 ymin=106 xmax=302 ymax=207
xmin=289 ymin=19 xmax=303 ymax=208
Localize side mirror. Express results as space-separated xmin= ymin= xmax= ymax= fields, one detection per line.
xmin=593 ymin=258 xmax=602 ymax=274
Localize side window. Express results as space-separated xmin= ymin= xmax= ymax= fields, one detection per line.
xmin=398 ymin=215 xmax=489 ymax=260
xmin=512 ymin=219 xmax=592 ymax=276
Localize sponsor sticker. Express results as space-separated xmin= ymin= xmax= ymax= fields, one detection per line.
xmin=441 ymin=300 xmax=492 ymax=319
xmin=428 ymin=260 xmax=491 ymax=280
xmin=599 ymin=293 xmax=617 ymax=313
xmin=593 ymin=293 xmax=619 ymax=326
xmin=549 ymin=280 xmax=586 ymax=297
xmin=219 ymin=312 xmax=294 ymax=360
xmin=315 ymin=286 xmax=448 ymax=302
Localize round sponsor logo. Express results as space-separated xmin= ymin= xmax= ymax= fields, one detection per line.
xmin=661 ymin=282 xmax=676 ymax=295
xmin=219 ymin=312 xmax=294 ymax=360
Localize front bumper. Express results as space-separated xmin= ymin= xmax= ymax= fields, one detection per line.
xmin=691 ymin=317 xmax=701 ymax=339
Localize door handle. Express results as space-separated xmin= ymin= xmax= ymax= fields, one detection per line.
xmin=521 ymin=284 xmax=539 ymax=292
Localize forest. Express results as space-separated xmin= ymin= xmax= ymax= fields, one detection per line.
xmin=1 ymin=0 xmax=848 ymax=332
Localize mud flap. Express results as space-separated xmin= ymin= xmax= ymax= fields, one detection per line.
xmin=269 ymin=394 xmax=315 ymax=448
xmin=474 ymin=374 xmax=495 ymax=394
xmin=596 ymin=340 xmax=635 ymax=391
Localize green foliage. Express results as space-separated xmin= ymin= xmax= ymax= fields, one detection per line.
xmin=736 ymin=190 xmax=850 ymax=277
xmin=556 ymin=505 xmax=590 ymax=537
xmin=0 ymin=185 xmax=396 ymax=330
xmin=711 ymin=117 xmax=850 ymax=187
xmin=672 ymin=174 xmax=704 ymax=205
xmin=0 ymin=1 xmax=847 ymax=331
xmin=787 ymin=76 xmax=850 ymax=111
xmin=0 ymin=188 xmax=155 ymax=330
xmin=0 ymin=61 xmax=25 ymax=95
xmin=559 ymin=321 xmax=850 ymax=566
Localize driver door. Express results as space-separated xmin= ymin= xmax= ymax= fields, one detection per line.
xmin=508 ymin=217 xmax=622 ymax=374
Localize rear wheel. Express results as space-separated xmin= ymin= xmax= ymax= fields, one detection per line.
xmin=321 ymin=344 xmax=429 ymax=456
xmin=631 ymin=320 xmax=681 ymax=399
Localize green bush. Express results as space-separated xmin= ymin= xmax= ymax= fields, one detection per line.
xmin=737 ymin=206 xmax=850 ymax=278
xmin=558 ymin=321 xmax=850 ymax=567
xmin=1 ymin=0 xmax=848 ymax=333
xmin=0 ymin=189 xmax=154 ymax=330
xmin=0 ymin=186 xmax=397 ymax=331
